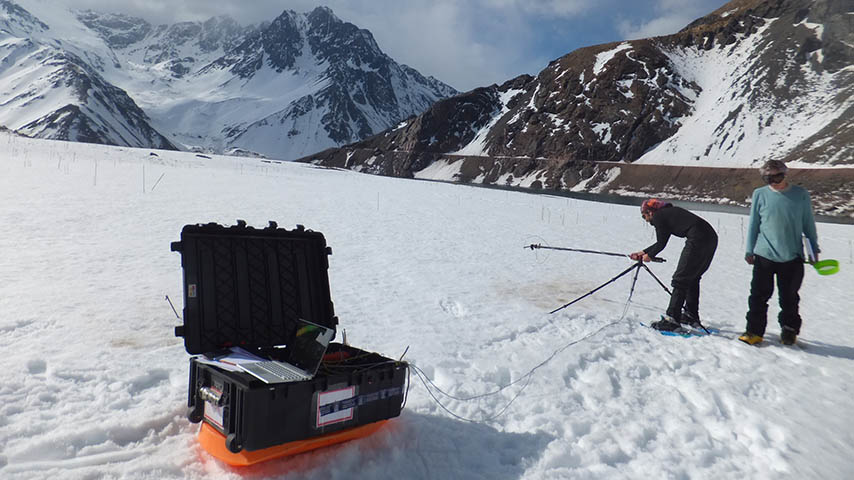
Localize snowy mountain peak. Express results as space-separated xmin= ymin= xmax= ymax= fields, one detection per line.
xmin=308 ymin=5 xmax=339 ymax=23
xmin=259 ymin=10 xmax=304 ymax=73
xmin=0 ymin=2 xmax=458 ymax=158
xmin=0 ymin=0 xmax=48 ymax=35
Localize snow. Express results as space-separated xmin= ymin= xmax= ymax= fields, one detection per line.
xmin=592 ymin=123 xmax=613 ymax=144
xmin=2 ymin=133 xmax=854 ymax=479
xmin=635 ymin=17 xmax=854 ymax=168
xmin=593 ymin=43 xmax=632 ymax=77
xmin=413 ymin=157 xmax=463 ymax=181
xmin=795 ymin=19 xmax=825 ymax=41
xmin=451 ymin=88 xmax=523 ymax=157
xmin=569 ymin=166 xmax=622 ymax=193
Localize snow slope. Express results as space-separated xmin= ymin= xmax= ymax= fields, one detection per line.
xmin=1 ymin=132 xmax=854 ymax=479
xmin=636 ymin=16 xmax=854 ymax=167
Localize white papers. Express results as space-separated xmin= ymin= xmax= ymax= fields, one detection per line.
xmin=193 ymin=347 xmax=266 ymax=373
xmin=804 ymin=236 xmax=817 ymax=262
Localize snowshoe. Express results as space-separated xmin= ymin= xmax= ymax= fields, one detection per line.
xmin=650 ymin=315 xmax=682 ymax=332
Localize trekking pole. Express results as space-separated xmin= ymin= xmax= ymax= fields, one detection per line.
xmin=527 ymin=244 xmax=666 ymax=263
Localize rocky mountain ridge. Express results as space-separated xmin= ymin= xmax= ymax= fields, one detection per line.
xmin=302 ymin=0 xmax=853 ymax=215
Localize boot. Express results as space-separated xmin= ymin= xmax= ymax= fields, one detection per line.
xmin=681 ymin=311 xmax=702 ymax=329
xmin=651 ymin=315 xmax=682 ymax=332
xmin=780 ymin=326 xmax=797 ymax=345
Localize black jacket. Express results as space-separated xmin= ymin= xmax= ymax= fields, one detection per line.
xmin=643 ymin=206 xmax=716 ymax=258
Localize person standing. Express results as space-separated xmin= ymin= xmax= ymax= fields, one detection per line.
xmin=630 ymin=198 xmax=718 ymax=331
xmin=739 ymin=160 xmax=819 ymax=346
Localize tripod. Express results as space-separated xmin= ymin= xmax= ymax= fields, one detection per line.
xmin=549 ymin=260 xmax=711 ymax=334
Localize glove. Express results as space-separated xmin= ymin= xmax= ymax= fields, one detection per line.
xmin=745 ymin=254 xmax=755 ymax=265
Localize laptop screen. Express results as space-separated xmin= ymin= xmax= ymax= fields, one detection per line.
xmin=289 ymin=319 xmax=334 ymax=376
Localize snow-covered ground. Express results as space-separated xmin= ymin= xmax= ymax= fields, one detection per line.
xmin=1 ymin=132 xmax=853 ymax=479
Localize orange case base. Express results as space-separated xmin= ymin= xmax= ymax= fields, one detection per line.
xmin=197 ymin=420 xmax=389 ymax=467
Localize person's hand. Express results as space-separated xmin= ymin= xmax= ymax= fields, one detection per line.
xmin=745 ymin=254 xmax=755 ymax=265
xmin=630 ymin=251 xmax=651 ymax=262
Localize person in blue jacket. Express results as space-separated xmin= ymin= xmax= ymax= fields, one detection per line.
xmin=739 ymin=160 xmax=819 ymax=346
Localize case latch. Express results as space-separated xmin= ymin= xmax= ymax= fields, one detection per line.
xmin=199 ymin=386 xmax=224 ymax=406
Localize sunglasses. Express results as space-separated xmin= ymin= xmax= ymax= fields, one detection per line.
xmin=762 ymin=173 xmax=785 ymax=184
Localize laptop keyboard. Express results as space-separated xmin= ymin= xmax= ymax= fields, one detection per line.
xmin=246 ymin=361 xmax=306 ymax=382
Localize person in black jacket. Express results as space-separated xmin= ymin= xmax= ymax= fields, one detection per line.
xmin=630 ymin=199 xmax=718 ymax=331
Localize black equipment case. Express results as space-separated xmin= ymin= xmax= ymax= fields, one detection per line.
xmin=171 ymin=221 xmax=407 ymax=453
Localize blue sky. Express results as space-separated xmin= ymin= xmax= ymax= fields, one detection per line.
xmin=57 ymin=0 xmax=729 ymax=91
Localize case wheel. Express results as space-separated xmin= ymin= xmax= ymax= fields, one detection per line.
xmin=188 ymin=404 xmax=203 ymax=423
xmin=226 ymin=433 xmax=243 ymax=453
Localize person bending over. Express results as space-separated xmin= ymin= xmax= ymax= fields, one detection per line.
xmin=630 ymin=199 xmax=718 ymax=331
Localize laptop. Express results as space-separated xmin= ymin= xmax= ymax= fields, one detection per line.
xmin=238 ymin=319 xmax=334 ymax=384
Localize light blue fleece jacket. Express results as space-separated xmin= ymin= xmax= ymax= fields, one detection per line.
xmin=745 ymin=184 xmax=819 ymax=263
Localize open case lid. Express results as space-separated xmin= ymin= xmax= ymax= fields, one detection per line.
xmin=171 ymin=221 xmax=338 ymax=355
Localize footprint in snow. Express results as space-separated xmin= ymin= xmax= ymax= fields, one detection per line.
xmin=439 ymin=298 xmax=467 ymax=318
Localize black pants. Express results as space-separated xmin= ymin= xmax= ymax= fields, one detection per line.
xmin=667 ymin=227 xmax=718 ymax=322
xmin=666 ymin=229 xmax=718 ymax=322
xmin=745 ymin=256 xmax=805 ymax=336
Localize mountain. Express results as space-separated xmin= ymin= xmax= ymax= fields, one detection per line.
xmin=0 ymin=2 xmax=457 ymax=158
xmin=184 ymin=6 xmax=457 ymax=159
xmin=0 ymin=0 xmax=176 ymax=149
xmin=302 ymin=0 xmax=854 ymax=216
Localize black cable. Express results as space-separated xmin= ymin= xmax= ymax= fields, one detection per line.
xmin=407 ymin=307 xmax=629 ymax=423
xmin=408 ymin=261 xmax=669 ymax=423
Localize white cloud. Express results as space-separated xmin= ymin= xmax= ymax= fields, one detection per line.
xmin=479 ymin=0 xmax=590 ymax=17
xmin=618 ymin=15 xmax=695 ymax=40
xmin=332 ymin=1 xmax=549 ymax=91
xmin=43 ymin=0 xmax=726 ymax=92
xmin=48 ymin=0 xmax=556 ymax=91
xmin=616 ymin=0 xmax=723 ymax=40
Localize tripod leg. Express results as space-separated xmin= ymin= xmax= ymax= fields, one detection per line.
xmin=627 ymin=261 xmax=642 ymax=303
xmin=550 ymin=262 xmax=642 ymax=314
xmin=621 ymin=262 xmax=644 ymax=317
xmin=641 ymin=263 xmax=672 ymax=295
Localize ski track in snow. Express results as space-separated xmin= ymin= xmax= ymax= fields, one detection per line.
xmin=1 ymin=133 xmax=854 ymax=479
